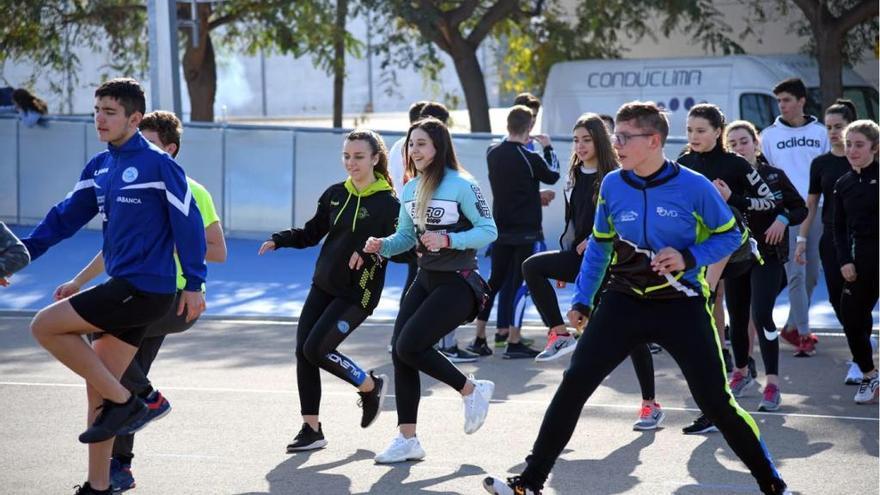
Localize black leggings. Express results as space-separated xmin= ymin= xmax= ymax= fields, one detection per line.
xmin=725 ymin=257 xmax=784 ymax=375
xmin=392 ymin=269 xmax=475 ymax=424
xmin=841 ymin=242 xmax=878 ymax=374
xmin=478 ymin=243 xmax=534 ymax=328
xmin=522 ymin=249 xmax=656 ymax=400
xmin=819 ymin=227 xmax=844 ymax=325
xmin=520 ymin=291 xmax=783 ymax=493
xmin=295 ymin=285 xmax=370 ymax=416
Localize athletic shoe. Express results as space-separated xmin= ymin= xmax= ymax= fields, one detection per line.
xmin=721 ymin=348 xmax=733 ymax=373
xmin=463 ymin=376 xmax=494 ymax=434
xmin=124 ymin=390 xmax=172 ymax=434
xmin=747 ymin=356 xmax=757 ymax=379
xmin=729 ymin=370 xmax=758 ymax=398
xmin=467 ymin=338 xmax=494 ymax=356
xmin=79 ymin=396 xmax=148 ymax=444
xmin=503 ymin=341 xmax=540 ymax=359
xmin=482 ymin=475 xmax=542 ymax=494
xmin=535 ymin=333 xmax=577 ymax=362
xmin=793 ymin=335 xmax=816 ymax=357
xmin=73 ymin=483 xmax=111 ymax=495
xmin=758 ymin=384 xmax=781 ymax=412
xmin=632 ymin=402 xmax=665 ymax=431
xmin=648 ymin=343 xmax=663 ymax=354
xmin=854 ymin=374 xmax=879 ymax=404
xmin=358 ymin=371 xmax=387 ymax=428
xmin=682 ymin=414 xmax=718 ymax=434
xmin=779 ymin=326 xmax=800 ymax=348
xmin=440 ymin=345 xmax=479 ymax=363
xmin=109 ymin=458 xmax=135 ymax=493
xmin=762 ymin=478 xmax=792 ymax=495
xmin=845 ymin=362 xmax=863 ymax=385
xmin=286 ymin=423 xmax=327 ymax=452
xmin=374 ymin=433 xmax=426 ymax=463
xmin=494 ymin=333 xmax=533 ymax=348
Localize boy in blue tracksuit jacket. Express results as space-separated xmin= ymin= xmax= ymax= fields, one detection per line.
xmin=19 ymin=78 xmax=206 ymax=495
xmin=482 ymin=102 xmax=790 ymax=495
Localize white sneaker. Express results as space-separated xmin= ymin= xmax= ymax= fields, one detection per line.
xmin=374 ymin=433 xmax=426 ymax=464
xmin=845 ymin=362 xmax=863 ymax=385
xmin=535 ymin=333 xmax=577 ymax=362
xmin=463 ymin=376 xmax=494 ymax=434
xmin=854 ymin=374 xmax=879 ymax=404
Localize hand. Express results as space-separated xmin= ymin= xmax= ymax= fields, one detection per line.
xmin=556 ymin=280 xmax=567 ymax=289
xmin=364 ymin=237 xmax=383 ymax=254
xmin=841 ymin=263 xmax=857 ymax=282
xmin=764 ymin=220 xmax=786 ymax=245
xmin=651 ymin=247 xmax=685 ymax=275
xmin=567 ymin=309 xmax=588 ymax=331
xmin=532 ymin=134 xmax=551 ymax=148
xmin=420 ymin=231 xmax=449 ymax=252
xmin=0 ymin=277 xmax=8 ymax=287
xmin=349 ymin=252 xmax=364 ymax=270
xmin=177 ymin=290 xmax=206 ymax=323
xmin=576 ymin=239 xmax=587 ymax=255
xmin=258 ymin=240 xmax=276 ymax=255
xmin=539 ymin=189 xmax=556 ymax=207
xmin=712 ymin=179 xmax=731 ymax=201
xmin=794 ymin=240 xmax=807 ymax=265
xmin=54 ymin=280 xmax=82 ymax=301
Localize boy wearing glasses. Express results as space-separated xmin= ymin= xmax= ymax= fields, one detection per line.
xmin=481 ymin=101 xmax=790 ymax=495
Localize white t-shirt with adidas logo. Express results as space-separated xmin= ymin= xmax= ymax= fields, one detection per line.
xmin=760 ymin=115 xmax=829 ymax=199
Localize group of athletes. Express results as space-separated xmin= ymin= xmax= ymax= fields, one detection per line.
xmin=0 ymin=74 xmax=876 ymax=495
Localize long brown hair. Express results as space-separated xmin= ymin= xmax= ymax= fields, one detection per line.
xmin=404 ymin=117 xmax=466 ymax=230
xmin=687 ymin=103 xmax=726 ymax=152
xmin=346 ymin=129 xmax=392 ymax=193
xmin=569 ymin=113 xmax=618 ymax=205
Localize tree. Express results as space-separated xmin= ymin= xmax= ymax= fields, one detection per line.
xmin=753 ymin=0 xmax=878 ymax=109
xmin=0 ymin=1 xmax=358 ymax=121
xmin=365 ymin=0 xmax=547 ymax=132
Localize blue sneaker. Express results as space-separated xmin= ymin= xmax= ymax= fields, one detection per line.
xmin=122 ymin=390 xmax=172 ymax=434
xmin=109 ymin=458 xmax=135 ymax=492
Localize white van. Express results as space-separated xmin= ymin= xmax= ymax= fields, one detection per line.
xmin=540 ymin=54 xmax=878 ymax=138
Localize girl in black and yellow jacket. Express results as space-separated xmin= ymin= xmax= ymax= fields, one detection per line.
xmin=259 ymin=130 xmax=399 ymax=452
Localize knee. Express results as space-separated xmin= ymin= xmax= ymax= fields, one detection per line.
xmin=521 ymin=256 xmax=538 ymax=280
xmin=301 ymin=337 xmax=325 ymax=366
xmin=393 ymin=339 xmax=419 ymax=367
xmin=29 ymin=310 xmax=51 ymax=344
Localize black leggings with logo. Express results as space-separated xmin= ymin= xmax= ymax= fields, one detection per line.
xmin=295 ymin=284 xmax=370 ymax=416
xmin=520 ymin=291 xmax=784 ymax=494
xmin=725 ymin=256 xmax=784 ymax=375
xmin=392 ymin=269 xmax=476 ymax=424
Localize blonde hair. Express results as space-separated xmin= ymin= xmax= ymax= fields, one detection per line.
xmin=845 ymin=120 xmax=879 ymax=149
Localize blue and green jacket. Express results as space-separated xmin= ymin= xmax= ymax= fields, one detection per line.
xmin=573 ymin=160 xmax=740 ymax=312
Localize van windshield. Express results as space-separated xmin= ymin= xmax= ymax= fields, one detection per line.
xmin=807 ymin=86 xmax=879 ymax=121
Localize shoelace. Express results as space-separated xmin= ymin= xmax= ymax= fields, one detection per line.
xmin=639 ymin=405 xmax=653 ymax=419
xmin=857 ymin=379 xmax=871 ymax=395
xmin=730 ymin=373 xmax=746 ymax=388
xmin=763 ymin=385 xmax=778 ymax=401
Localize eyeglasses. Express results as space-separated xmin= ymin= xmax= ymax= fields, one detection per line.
xmin=611 ymin=133 xmax=655 ymax=146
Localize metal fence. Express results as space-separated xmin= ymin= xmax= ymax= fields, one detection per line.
xmin=0 ymin=115 xmax=686 ymax=243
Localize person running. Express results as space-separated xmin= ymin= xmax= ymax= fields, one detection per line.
xmin=50 ymin=110 xmax=227 ymax=492
xmin=364 ymin=117 xmax=497 ymax=464
xmin=724 ymin=119 xmax=807 ymax=413
xmin=524 ymin=112 xmax=663 ymax=430
xmin=678 ymin=104 xmax=779 ymax=434
xmin=760 ymin=77 xmax=829 ymax=355
xmin=470 ymin=105 xmax=560 ymax=360
xmin=0 ymin=221 xmax=30 ymax=285
xmin=19 ymin=78 xmax=207 ymax=495
xmin=795 ymin=100 xmax=863 ymax=381
xmin=259 ymin=129 xmax=400 ymax=452
xmin=481 ymin=101 xmax=790 ymax=495
xmin=834 ymin=120 xmax=879 ymax=404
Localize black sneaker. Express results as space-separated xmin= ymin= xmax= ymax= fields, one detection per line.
xmin=503 ymin=341 xmax=540 ymax=359
xmin=440 ymin=345 xmax=479 ymax=363
xmin=467 ymin=338 xmax=493 ymax=356
xmin=286 ymin=423 xmax=327 ymax=452
xmin=721 ymin=348 xmax=733 ymax=373
xmin=493 ymin=332 xmax=509 ymax=348
xmin=747 ymin=356 xmax=758 ymax=379
xmin=648 ymin=343 xmax=663 ymax=354
xmin=73 ymin=482 xmax=111 ymax=495
xmin=682 ymin=414 xmax=719 ymax=435
xmin=79 ymin=396 xmax=148 ymax=444
xmin=358 ymin=371 xmax=387 ymax=428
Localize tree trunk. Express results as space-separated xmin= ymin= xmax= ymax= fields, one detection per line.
xmin=450 ymin=46 xmax=491 ymax=133
xmin=814 ymin=23 xmax=844 ymax=111
xmin=181 ymin=4 xmax=216 ymax=122
xmin=332 ymin=0 xmax=349 ymax=128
